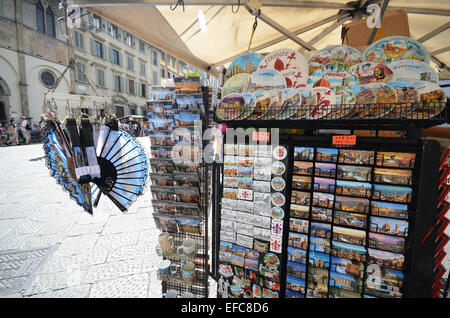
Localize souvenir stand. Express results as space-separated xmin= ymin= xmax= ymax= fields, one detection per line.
xmin=148 ymin=78 xmax=212 ymax=298
xmin=210 ymin=40 xmax=449 ymax=298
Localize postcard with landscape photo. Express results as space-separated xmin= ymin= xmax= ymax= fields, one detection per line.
xmin=311 ymin=206 xmax=332 ymax=223
xmin=367 ymin=248 xmax=405 ymax=270
xmin=316 ymin=148 xmax=338 ymax=163
xmin=223 ymin=188 xmax=238 ymax=200
xmin=238 ymin=157 xmax=254 ymax=168
xmin=335 ymin=180 xmax=372 ymax=198
xmin=376 ymin=152 xmax=416 ymax=169
xmin=238 ymin=177 xmax=253 ymax=190
xmin=314 ymin=163 xmax=336 ymax=178
xmin=174 ymin=76 xmax=202 ymax=94
xmin=309 ymin=236 xmax=331 ymax=253
xmin=370 ymin=216 xmax=409 ymax=237
xmin=307 ymin=266 xmax=329 ymax=298
xmin=224 ymin=155 xmax=238 ymax=166
xmin=337 ymin=165 xmax=372 ymax=182
xmin=365 ymin=265 xmax=404 ymax=298
xmin=286 ymin=288 xmax=305 ymax=298
xmin=373 ymin=168 xmax=412 ymax=185
xmin=287 ymin=261 xmax=307 ymax=279
xmin=313 ymin=177 xmax=335 ymax=193
xmin=294 ymin=147 xmax=314 ymax=161
xmin=333 ymin=211 xmax=367 ymax=229
xmin=231 ymin=254 xmax=245 ymax=267
xmin=292 ymin=175 xmax=312 ymax=191
xmin=224 ymin=165 xmax=238 ymax=177
xmin=290 ymin=204 xmax=310 ymax=220
xmin=176 ymin=216 xmax=202 ymax=235
xmin=291 ymin=190 xmax=311 ymax=206
xmin=224 ymin=177 xmax=238 ymax=188
xmin=334 ymin=196 xmax=370 ymax=214
xmin=330 ymin=256 xmax=364 ymax=279
xmin=372 ymin=184 xmax=412 ymax=203
xmin=244 ymin=258 xmax=259 ymax=271
xmin=328 ymin=286 xmax=362 ymax=298
xmin=293 ymin=161 xmax=314 ymax=175
xmin=331 ymin=241 xmax=367 ymax=262
xmin=289 ymin=218 xmax=309 ymax=235
xmin=310 ymin=222 xmax=332 ymax=239
xmin=371 ymin=201 xmax=408 ymax=219
xmin=238 ymin=144 xmax=255 ymax=157
xmin=238 ymin=167 xmax=253 ymax=178
xmin=368 ymin=232 xmax=405 ymax=253
xmin=219 ymin=250 xmax=232 ymax=263
xmin=339 ymin=149 xmax=375 ymax=165
xmin=312 ymin=192 xmax=334 ymax=209
xmin=309 ymin=251 xmax=330 ymax=269
xmin=288 ymin=232 xmax=308 ymax=249
xmin=286 ymin=275 xmax=306 ymax=295
xmin=329 ymin=271 xmax=362 ymax=294
xmin=173 ymin=110 xmax=200 ymax=127
xmin=224 ymin=144 xmax=239 ymax=156
xmin=333 ymin=226 xmax=366 ymax=245
xmin=288 ymin=246 xmax=307 ymax=264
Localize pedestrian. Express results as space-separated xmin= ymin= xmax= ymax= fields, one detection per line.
xmin=0 ymin=123 xmax=7 ymax=146
xmin=6 ymin=118 xmax=19 ymax=146
xmin=20 ymin=116 xmax=31 ymax=144
xmin=139 ymin=121 xmax=145 ymax=137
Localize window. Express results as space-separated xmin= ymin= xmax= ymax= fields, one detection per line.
xmin=171 ymin=56 xmax=176 ymax=68
xmin=114 ymin=74 xmax=123 ymax=92
xmin=168 ymin=71 xmax=171 ymax=79
xmin=45 ymin=7 xmax=55 ymax=37
xmin=92 ymin=14 xmax=101 ymax=30
xmin=161 ymin=68 xmax=165 ymax=78
xmin=129 ymin=107 xmax=137 ymax=115
xmin=153 ymin=71 xmax=158 ymax=86
xmin=36 ymin=1 xmax=45 ymax=33
xmin=97 ymin=69 xmax=105 ymax=87
xmin=128 ymin=79 xmax=135 ymax=95
xmin=93 ymin=40 xmax=103 ymax=58
xmin=152 ymin=50 xmax=158 ymax=66
xmin=140 ymin=62 xmax=146 ymax=76
xmin=141 ymin=83 xmax=147 ymax=97
xmin=75 ymin=62 xmax=87 ymax=83
xmin=73 ymin=30 xmax=84 ymax=50
xmin=111 ymin=49 xmax=120 ymax=65
xmin=40 ymin=71 xmax=55 ymax=88
xmin=124 ymin=32 xmax=134 ymax=47
xmin=127 ymin=56 xmax=134 ymax=71
xmin=109 ymin=24 xmax=118 ymax=39
xmin=160 ymin=51 xmax=165 ymax=63
xmin=139 ymin=41 xmax=145 ymax=53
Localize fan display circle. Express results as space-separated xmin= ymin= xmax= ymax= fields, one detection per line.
xmin=222 ymin=73 xmax=250 ymax=97
xmin=275 ymin=88 xmax=302 ymax=119
xmin=324 ymin=86 xmax=356 ymax=119
xmin=346 ymin=84 xmax=377 ymax=118
xmin=271 ymin=161 xmax=286 ymax=175
xmin=273 ymin=146 xmax=287 ymax=160
xmin=225 ymin=52 xmax=264 ymax=81
xmin=258 ymin=48 xmax=308 ymax=74
xmin=271 ymin=206 xmax=285 ymax=220
xmin=307 ymin=70 xmax=358 ymax=88
xmin=349 ymin=62 xmax=394 ymax=84
xmin=271 ymin=192 xmax=286 ymax=207
xmin=363 ymin=36 xmax=430 ymax=64
xmin=295 ymin=87 xmax=318 ymax=119
xmin=309 ymin=87 xmax=336 ymax=119
xmin=385 ymin=81 xmax=419 ymax=118
xmin=280 ymin=69 xmax=308 ymax=88
xmin=244 ymin=69 xmax=286 ymax=92
xmin=260 ymin=89 xmax=287 ymax=119
xmin=271 ymin=177 xmax=286 ymax=191
xmin=366 ymin=83 xmax=397 ymax=118
xmin=216 ymin=93 xmax=246 ymax=120
xmin=308 ymin=45 xmax=362 ymax=74
xmin=406 ymin=80 xmax=446 ymax=119
xmin=263 ymin=253 xmax=280 ymax=269
xmin=247 ymin=90 xmax=272 ymax=119
xmin=236 ymin=92 xmax=257 ymax=120
xmin=387 ymin=60 xmax=439 ymax=84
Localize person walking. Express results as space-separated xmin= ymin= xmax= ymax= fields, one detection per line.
xmin=0 ymin=123 xmax=7 ymax=146
xmin=20 ymin=116 xmax=31 ymax=144
xmin=6 ymin=118 xmax=19 ymax=146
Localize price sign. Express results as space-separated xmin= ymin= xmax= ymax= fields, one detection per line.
xmin=333 ymin=135 xmax=356 ymax=146
xmin=186 ymin=72 xmax=200 ymax=78
xmin=252 ymin=131 xmax=270 ymax=143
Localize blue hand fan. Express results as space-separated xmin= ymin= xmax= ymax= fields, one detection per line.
xmin=42 ymin=120 xmax=93 ymax=214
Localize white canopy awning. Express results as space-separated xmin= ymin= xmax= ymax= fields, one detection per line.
xmin=68 ymin=0 xmax=450 ymax=79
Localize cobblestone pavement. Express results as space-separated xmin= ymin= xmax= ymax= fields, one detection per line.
xmin=0 ymin=142 xmax=216 ymax=298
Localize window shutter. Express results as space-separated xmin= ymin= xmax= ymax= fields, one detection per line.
xmin=117 ymin=27 xmax=122 ymax=40
xmin=89 ymin=12 xmax=94 ymax=25
xmin=119 ymin=52 xmax=123 ymax=66
xmin=108 ymin=47 xmax=113 ymax=63
xmin=107 ymin=22 xmax=112 ymax=35
xmin=101 ymin=19 xmax=106 ymax=32
xmin=120 ymin=77 xmax=124 ymax=92
xmin=90 ymin=38 xmax=95 ymax=55
xmin=134 ymin=82 xmax=138 ymax=96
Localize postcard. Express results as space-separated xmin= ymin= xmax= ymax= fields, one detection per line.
xmin=224 ymin=177 xmax=238 ymax=188
xmin=150 ymin=173 xmax=174 ymax=187
xmin=253 ymin=181 xmax=271 ymax=193
xmin=310 ymin=222 xmax=332 ymax=239
xmin=370 ymin=216 xmax=409 ymax=237
xmin=153 ymin=200 xmax=176 ymax=214
xmin=174 ymin=161 xmax=200 ymax=173
xmin=334 ymin=195 xmax=370 ymax=214
xmin=254 ymin=157 xmax=272 ymax=169
xmin=288 ymin=232 xmax=308 ymax=249
xmin=150 ymin=159 xmax=174 ymax=174
xmin=221 ymin=230 xmax=236 ymax=243
xmin=315 ymin=163 xmax=336 ymax=178
xmin=294 ymin=147 xmax=314 ymax=161
xmin=271 ymin=219 xmax=283 ymax=236
xmin=333 ymin=226 xmax=366 ymax=245
xmin=262 ymin=288 xmax=279 ymax=299
xmin=367 ymin=248 xmax=404 ymax=270
xmin=174 ymin=76 xmax=202 ymax=94
xmin=329 ymin=271 xmax=362 ymax=294
xmin=293 ymin=161 xmax=314 ymax=175
xmin=224 ymin=165 xmax=238 ymax=177
xmin=176 ymin=216 xmax=202 ymax=235
xmin=220 ymin=241 xmax=233 ymax=253
xmin=337 ymin=165 xmax=372 ymax=182
xmin=331 ymin=241 xmax=367 ymax=262
xmin=149 ymin=131 xmax=174 ymax=147
xmin=309 ymin=236 xmax=331 ymax=253
xmin=286 ymin=288 xmax=305 ymax=298
xmin=173 ymin=171 xmax=200 ymax=188
xmin=255 ymin=145 xmax=272 ymax=157
xmin=290 ymin=204 xmax=310 ymax=219
xmin=292 ymin=175 xmax=312 ymax=191
xmin=238 ymin=156 xmax=254 ymax=168
xmin=231 ymin=254 xmax=245 ymax=267
xmin=288 ymin=246 xmax=307 ymax=264
xmin=173 ymin=110 xmax=200 ymax=127
xmin=175 ymin=93 xmax=205 ymax=111
xmin=236 ymin=234 xmax=254 ymax=249
xmin=236 ymin=222 xmax=254 ymax=236
xmin=330 ymin=256 xmax=364 ymax=279
xmin=253 ymin=227 xmax=271 ymax=242
xmin=221 ymin=219 xmax=235 ymax=233
xmin=313 ymin=177 xmax=335 ymax=193
xmin=372 ymin=184 xmax=412 ymax=203
xmin=270 ymin=235 xmax=282 ymax=253
xmin=287 ymin=261 xmax=306 ymax=279
xmin=335 ymin=180 xmax=372 ymax=198
xmin=244 ymin=258 xmax=259 ymax=271
xmin=292 ymin=191 xmax=311 ymax=205
xmin=238 ymin=177 xmax=253 ymax=190
xmin=148 ymin=116 xmax=174 ymax=131
xmin=253 ymin=167 xmax=271 ymax=181
xmin=365 ymin=264 xmax=404 ymax=298
xmin=316 ymin=148 xmax=338 ymax=163
xmin=174 ymin=186 xmax=200 ymax=204
xmin=371 ymin=201 xmax=408 ymax=219
xmin=307 ymin=266 xmax=329 ymax=298
xmin=333 ymin=211 xmax=367 ymax=229
xmin=290 ymin=218 xmax=309 ymax=234
xmin=254 ymin=239 xmax=269 ymax=253
xmin=219 ymin=250 xmax=232 ymax=263
xmin=254 ymin=192 xmax=271 ymax=205
xmin=373 ymin=168 xmax=412 ymax=185
xmin=222 ymin=209 xmax=236 ymax=221
xmin=150 ymin=146 xmax=172 ymax=159
xmin=235 ymin=211 xmax=254 ymax=225
xmin=151 ymin=186 xmax=174 ymax=201
xmin=339 ymin=149 xmax=375 ymax=165
xmin=238 ymin=167 xmax=253 ymax=178
xmin=311 ymin=206 xmax=332 ymax=223
xmin=154 ymin=214 xmax=178 ymax=233
xmin=252 ymin=215 xmax=271 ymax=229
xmin=368 ymin=232 xmax=405 ymax=253
xmin=376 ymin=152 xmax=416 ymax=169
xmin=175 ymin=202 xmax=200 ymax=217
xmin=173 ymin=126 xmax=201 ymax=143
xmin=286 ymin=275 xmax=306 ymax=295
xmin=224 ymin=155 xmax=238 ymax=166
xmin=239 ymin=144 xmax=255 ymax=157
xmin=149 ymin=87 xmax=175 ymax=101
xmin=312 ymin=192 xmax=334 ymax=209
xmin=253 ymin=202 xmax=272 ymax=217
xmin=223 ymin=188 xmax=238 ymax=200
xmin=328 ymin=287 xmax=362 ymax=298
xmin=224 ymin=144 xmax=239 ymax=156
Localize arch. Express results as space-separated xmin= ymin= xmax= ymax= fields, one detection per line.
xmin=36 ymin=1 xmax=45 ymax=33
xmin=0 ymin=77 xmax=11 ymax=96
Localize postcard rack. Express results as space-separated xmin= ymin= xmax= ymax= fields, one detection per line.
xmin=210 ymin=110 xmax=443 ymax=298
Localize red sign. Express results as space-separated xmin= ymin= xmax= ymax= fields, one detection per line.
xmin=252 ymin=131 xmax=270 ymax=143
xmin=333 ymin=135 xmax=356 ymax=146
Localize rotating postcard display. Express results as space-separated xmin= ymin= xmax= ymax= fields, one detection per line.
xmin=148 ymin=79 xmax=209 ymax=298
xmin=217 ymin=144 xmax=289 ymax=298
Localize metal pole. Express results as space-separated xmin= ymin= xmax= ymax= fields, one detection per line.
xmin=417 ymin=21 xmax=450 ymax=43
xmin=429 ymin=46 xmax=450 ymax=57
xmin=367 ymin=0 xmax=390 ymax=45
